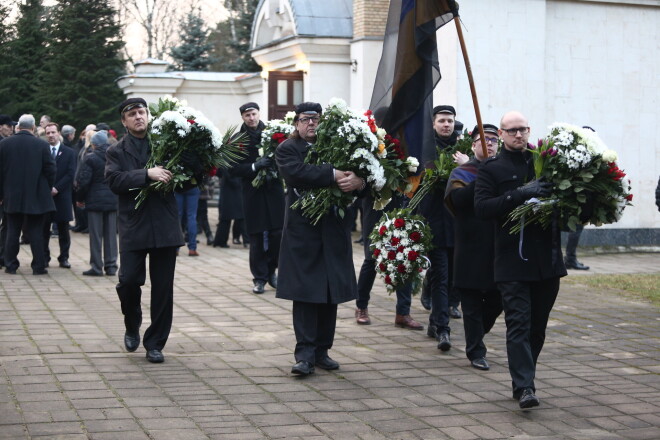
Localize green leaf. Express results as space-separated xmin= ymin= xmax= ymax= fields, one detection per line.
xmin=557 ymin=180 xmax=571 ymax=190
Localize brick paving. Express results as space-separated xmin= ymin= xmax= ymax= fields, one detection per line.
xmin=1 ymin=229 xmax=659 ymax=439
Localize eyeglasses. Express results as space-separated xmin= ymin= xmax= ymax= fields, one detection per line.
xmin=501 ymin=127 xmax=529 ymax=136
xmin=473 ymin=137 xmax=499 ymax=144
xmin=298 ymin=116 xmax=320 ymax=125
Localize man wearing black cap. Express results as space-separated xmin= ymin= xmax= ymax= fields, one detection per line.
xmin=275 ymin=101 xmax=364 ymax=376
xmin=0 ymin=115 xmax=17 ymax=140
xmin=475 ymin=111 xmax=566 ymax=409
xmin=230 ymin=102 xmax=285 ymax=294
xmin=418 ymin=105 xmax=460 ymax=353
xmin=445 ymin=124 xmax=503 ymax=371
xmin=105 ymin=97 xmax=185 ymax=364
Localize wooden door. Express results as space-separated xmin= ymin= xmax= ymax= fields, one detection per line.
xmin=267 ymin=71 xmax=304 ymax=120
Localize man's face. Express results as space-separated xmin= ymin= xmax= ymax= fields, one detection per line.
xmin=0 ymin=124 xmax=12 ymax=138
xmin=433 ymin=113 xmax=455 ymax=137
xmin=295 ymin=113 xmax=320 ymax=142
xmin=241 ymin=109 xmax=260 ymax=128
xmin=40 ymin=116 xmax=49 ymax=128
xmin=122 ymin=107 xmax=148 ymax=137
xmin=472 ymin=133 xmax=499 ymax=161
xmin=499 ymin=112 xmax=530 ymax=151
xmin=45 ymin=125 xmax=59 ymax=146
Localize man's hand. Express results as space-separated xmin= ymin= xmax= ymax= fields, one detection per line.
xmin=336 ymin=170 xmax=364 ymax=193
xmin=518 ymin=178 xmax=552 ymax=199
xmin=147 ymin=166 xmax=173 ymax=183
xmin=453 ymin=151 xmax=469 ymax=166
xmin=51 ymin=187 xmax=59 ymax=196
xmin=253 ymin=156 xmax=272 ymax=171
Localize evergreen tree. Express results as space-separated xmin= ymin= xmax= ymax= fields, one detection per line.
xmin=210 ymin=0 xmax=260 ymax=72
xmin=40 ymin=0 xmax=126 ymax=130
xmin=0 ymin=0 xmax=49 ymax=118
xmin=169 ymin=7 xmax=216 ymax=71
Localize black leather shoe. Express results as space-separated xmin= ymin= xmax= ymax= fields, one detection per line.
xmin=268 ymin=273 xmax=277 ymax=289
xmin=59 ymin=260 xmax=71 ymax=269
xmin=5 ymin=267 xmax=17 ymax=274
xmin=252 ymin=281 xmax=265 ymax=294
xmin=105 ymin=269 xmax=117 ymax=276
xmin=420 ymin=288 xmax=431 ymax=310
xmin=291 ymin=360 xmax=314 ymax=376
xmin=124 ymin=332 xmax=140 ymax=352
xmin=83 ymin=269 xmax=103 ymax=276
xmin=146 ymin=349 xmax=164 ymax=363
xmin=437 ymin=332 xmax=451 ymax=351
xmin=33 ymin=269 xmax=48 ymax=275
xmin=471 ymin=357 xmax=490 ymax=370
xmin=232 ymin=238 xmax=241 ymax=245
xmin=315 ymin=356 xmax=339 ymax=370
xmin=449 ymin=306 xmax=462 ymax=319
xmin=565 ymin=258 xmax=589 ymax=270
xmin=519 ymin=388 xmax=540 ymax=409
xmin=427 ymin=324 xmax=439 ymax=339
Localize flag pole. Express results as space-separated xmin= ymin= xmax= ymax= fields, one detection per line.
xmin=453 ymin=17 xmax=487 ymax=158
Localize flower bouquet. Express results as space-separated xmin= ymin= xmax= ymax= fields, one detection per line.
xmin=407 ymin=132 xmax=473 ymax=210
xmin=252 ymin=112 xmax=294 ymax=188
xmin=291 ymin=98 xmax=389 ymax=224
xmin=369 ymin=208 xmax=433 ymax=295
xmin=507 ymin=123 xmax=633 ymax=233
xmin=134 ymin=96 xmax=246 ymax=209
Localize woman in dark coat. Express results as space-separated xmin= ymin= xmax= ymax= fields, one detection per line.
xmin=275 ymin=102 xmax=365 ymax=376
xmin=75 ymin=130 xmax=118 ymax=276
xmin=213 ymin=169 xmax=247 ymax=247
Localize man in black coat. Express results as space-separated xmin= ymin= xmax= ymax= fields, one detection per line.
xmin=445 ymin=124 xmax=503 ymax=371
xmin=0 ymin=114 xmax=56 ymax=275
xmin=0 ymin=114 xmax=17 ymax=268
xmin=105 ymin=98 xmax=185 ymax=364
xmin=43 ymin=122 xmax=75 ymax=268
xmin=276 ymin=102 xmax=365 ymax=376
xmin=474 ymin=111 xmax=567 ymax=409
xmin=230 ymin=102 xmax=285 ymax=294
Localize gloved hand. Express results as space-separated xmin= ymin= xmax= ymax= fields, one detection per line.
xmin=517 ymin=178 xmax=552 ymax=199
xmin=180 ymin=150 xmax=203 ymax=175
xmin=253 ymin=156 xmax=272 ymax=171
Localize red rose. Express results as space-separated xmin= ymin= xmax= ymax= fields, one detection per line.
xmin=379 ymin=262 xmax=386 ymax=271
xmin=385 ymin=275 xmax=392 ymax=284
xmin=387 ymin=251 xmax=396 ymax=260
xmin=373 ymin=249 xmax=381 ymax=258
xmin=379 ymin=225 xmax=387 ymax=236
xmin=391 ymin=237 xmax=400 ymax=246
xmin=397 ymin=246 xmax=404 ymax=253
xmin=272 ymin=132 xmax=287 ymax=144
xmin=397 ymin=264 xmax=406 ymax=273
xmin=410 ymin=231 xmax=421 ymax=242
xmin=625 ymin=194 xmax=633 ymax=201
xmin=394 ymin=218 xmax=405 ymax=228
xmin=407 ymin=250 xmax=418 ymax=261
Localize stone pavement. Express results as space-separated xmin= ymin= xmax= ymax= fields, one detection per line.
xmin=1 ymin=230 xmax=659 ymax=440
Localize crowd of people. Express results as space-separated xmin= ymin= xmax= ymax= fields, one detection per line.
xmin=0 ymin=98 xmax=589 ymax=410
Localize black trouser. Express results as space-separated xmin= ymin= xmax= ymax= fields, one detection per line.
xmin=292 ymin=301 xmax=338 ymax=363
xmin=249 ymin=229 xmax=280 ymax=283
xmin=214 ymin=218 xmax=246 ymax=246
xmin=0 ymin=206 xmax=6 ymax=266
xmin=4 ymin=213 xmax=46 ymax=271
xmin=447 ymin=248 xmax=460 ymax=308
xmin=498 ymin=279 xmax=560 ymax=397
xmin=43 ymin=215 xmax=70 ymax=263
xmin=116 ymin=247 xmax=177 ymax=351
xmin=428 ymin=247 xmax=450 ymax=333
xmin=460 ymin=288 xmax=502 ymax=360
xmin=356 ymin=258 xmax=413 ymax=315
xmin=196 ymin=199 xmax=213 ymax=239
xmin=565 ymin=224 xmax=584 ymax=260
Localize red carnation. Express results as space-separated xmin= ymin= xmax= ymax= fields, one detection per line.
xmin=394 ymin=218 xmax=405 ymax=228
xmin=272 ymin=132 xmax=287 ymax=144
xmin=391 ymin=237 xmax=400 ymax=246
xmin=379 ymin=262 xmax=386 ymax=271
xmin=364 ymin=110 xmax=373 ymax=117
xmin=384 ymin=275 xmax=392 ymax=285
xmin=397 ymin=245 xmax=404 ymax=253
xmin=379 ymin=225 xmax=387 ymax=236
xmin=187 ymin=119 xmax=196 ymax=124
xmin=387 ymin=251 xmax=396 ymax=260
xmin=410 ymin=231 xmax=421 ymax=242
xmin=373 ymin=249 xmax=381 ymax=258
xmin=208 ymin=166 xmax=217 ymax=177
xmin=397 ymin=264 xmax=406 ymax=273
xmin=407 ymin=250 xmax=418 ymax=261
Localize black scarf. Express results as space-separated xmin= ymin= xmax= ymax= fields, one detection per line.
xmin=435 ymin=131 xmax=458 ymax=151
xmin=240 ymin=120 xmax=266 ymax=148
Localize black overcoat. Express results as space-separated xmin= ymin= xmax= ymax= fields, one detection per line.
xmin=445 ymin=158 xmax=495 ymax=290
xmin=105 ymin=134 xmax=184 ymax=252
xmin=0 ymin=131 xmax=56 ymax=215
xmin=230 ymin=122 xmax=285 ymax=234
xmin=474 ymin=148 xmax=567 ymax=282
xmin=218 ymin=169 xmax=244 ymax=220
xmin=52 ymin=144 xmax=75 ymax=222
xmin=76 ymin=144 xmax=117 ymax=212
xmin=275 ymin=137 xmax=357 ymax=304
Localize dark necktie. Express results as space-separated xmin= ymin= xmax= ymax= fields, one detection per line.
xmin=51 ymin=147 xmax=57 ymax=158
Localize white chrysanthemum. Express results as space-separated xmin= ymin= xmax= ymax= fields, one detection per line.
xmin=602 ymin=149 xmax=618 ymax=162
xmin=153 ymin=110 xmax=190 ymax=132
xmin=177 ymin=129 xmax=187 ymax=137
xmin=400 ymin=238 xmax=410 ymax=247
xmin=396 ymin=252 xmax=404 ymax=260
xmin=387 ymin=263 xmax=395 ymax=272
xmin=327 ymin=97 xmax=348 ymax=114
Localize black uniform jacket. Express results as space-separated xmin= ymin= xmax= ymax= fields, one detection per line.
xmin=445 ymin=158 xmax=495 ymax=290
xmin=105 ymin=133 xmax=184 ymax=252
xmin=230 ymin=122 xmax=285 ymax=234
xmin=275 ymin=137 xmax=357 ymax=304
xmin=52 ymin=144 xmax=76 ymax=222
xmin=0 ymin=131 xmax=56 ymax=215
xmin=474 ymin=148 xmax=567 ymax=283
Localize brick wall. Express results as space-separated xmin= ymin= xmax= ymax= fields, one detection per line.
xmin=353 ymin=0 xmax=390 ymax=38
